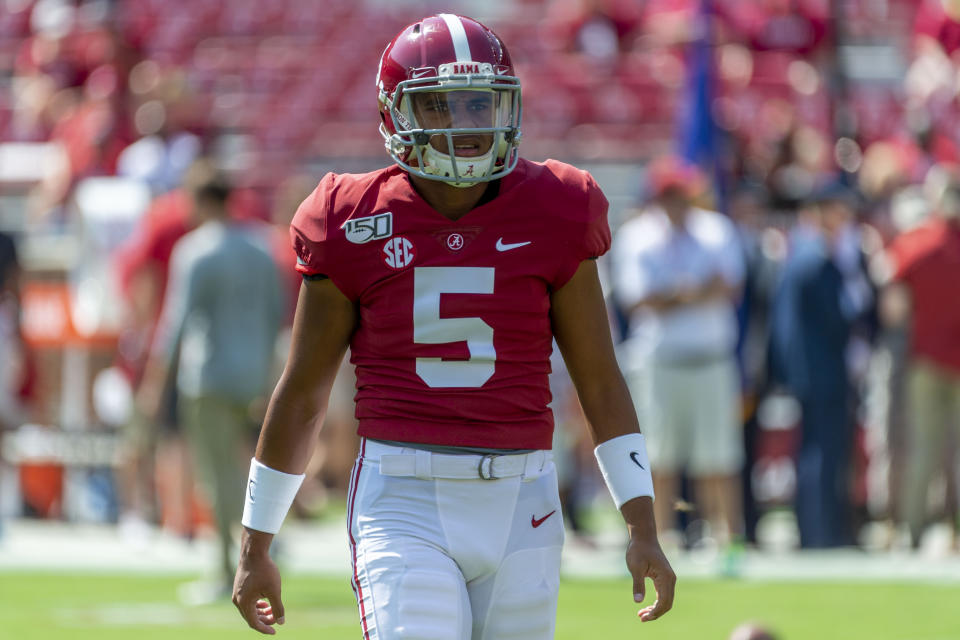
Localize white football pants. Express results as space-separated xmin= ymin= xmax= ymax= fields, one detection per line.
xmin=347 ymin=438 xmax=564 ymax=640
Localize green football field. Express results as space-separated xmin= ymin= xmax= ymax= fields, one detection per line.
xmin=2 ymin=572 xmax=957 ymax=639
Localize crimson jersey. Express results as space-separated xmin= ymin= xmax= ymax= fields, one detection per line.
xmin=291 ymin=158 xmax=610 ymax=450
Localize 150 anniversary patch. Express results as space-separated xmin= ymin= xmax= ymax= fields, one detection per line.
xmin=342 ymin=212 xmax=393 ymax=244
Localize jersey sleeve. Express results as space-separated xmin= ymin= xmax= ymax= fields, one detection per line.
xmin=290 ymin=173 xmax=336 ymax=280
xmin=550 ymin=171 xmax=611 ymax=290
xmin=582 ymin=173 xmax=612 ymax=258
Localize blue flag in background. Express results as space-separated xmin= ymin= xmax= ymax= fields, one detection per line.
xmin=676 ymin=0 xmax=727 ymax=212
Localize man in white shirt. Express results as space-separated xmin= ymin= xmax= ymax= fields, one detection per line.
xmin=613 ymin=157 xmax=745 ymax=548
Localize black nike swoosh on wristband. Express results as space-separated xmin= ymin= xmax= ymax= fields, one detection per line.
xmin=629 ymin=451 xmax=645 ymax=470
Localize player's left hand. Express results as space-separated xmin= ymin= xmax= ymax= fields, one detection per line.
xmin=233 ymin=535 xmax=285 ymax=635
xmin=625 ymin=535 xmax=676 ymax=622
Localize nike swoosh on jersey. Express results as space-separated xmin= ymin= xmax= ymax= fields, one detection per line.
xmin=531 ymin=510 xmax=557 ymax=528
xmin=496 ymin=238 xmax=532 ymax=251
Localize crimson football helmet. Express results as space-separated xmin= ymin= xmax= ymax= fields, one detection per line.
xmin=376 ymin=14 xmax=522 ymax=187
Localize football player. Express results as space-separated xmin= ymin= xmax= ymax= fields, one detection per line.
xmin=233 ymin=13 xmax=675 ymax=638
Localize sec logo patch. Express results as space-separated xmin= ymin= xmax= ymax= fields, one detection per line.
xmin=383 ymin=236 xmax=416 ymax=269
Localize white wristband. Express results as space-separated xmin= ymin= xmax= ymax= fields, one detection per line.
xmin=241 ymin=458 xmax=305 ymax=534
xmin=594 ymin=433 xmax=655 ymax=509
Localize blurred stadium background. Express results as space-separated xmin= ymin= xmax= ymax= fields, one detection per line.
xmin=2 ymin=0 xmax=960 ymax=638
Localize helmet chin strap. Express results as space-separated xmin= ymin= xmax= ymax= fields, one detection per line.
xmin=419 ymin=141 xmax=497 ymax=188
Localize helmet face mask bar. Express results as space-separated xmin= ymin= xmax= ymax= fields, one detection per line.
xmin=376 ymin=15 xmax=523 ymax=188
xmin=381 ymin=68 xmax=522 ymax=187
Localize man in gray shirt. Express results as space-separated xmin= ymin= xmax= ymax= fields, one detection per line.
xmin=138 ymin=170 xmax=284 ymax=598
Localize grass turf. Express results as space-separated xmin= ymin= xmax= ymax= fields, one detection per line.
xmin=2 ymin=572 xmax=957 ymax=639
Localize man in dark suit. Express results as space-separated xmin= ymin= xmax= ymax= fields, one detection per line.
xmin=770 ymin=183 xmax=864 ymax=548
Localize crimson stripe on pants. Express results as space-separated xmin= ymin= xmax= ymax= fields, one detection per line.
xmin=347 ymin=439 xmax=370 ymax=639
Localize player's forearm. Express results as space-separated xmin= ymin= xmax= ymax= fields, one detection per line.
xmin=253 ymin=375 xmax=333 ymax=474
xmin=577 ymin=361 xmax=657 ymax=532
xmin=576 ymin=369 xmax=642 ymax=445
xmin=585 ymin=385 xmax=660 ymax=536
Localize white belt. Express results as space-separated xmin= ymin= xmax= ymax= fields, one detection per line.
xmin=362 ymin=439 xmax=551 ymax=481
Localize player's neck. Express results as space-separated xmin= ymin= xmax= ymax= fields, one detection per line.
xmin=409 ymin=175 xmax=492 ymax=222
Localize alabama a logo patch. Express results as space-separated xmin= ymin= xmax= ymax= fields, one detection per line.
xmin=431 ymin=227 xmax=481 ymax=252
xmin=342 ymin=212 xmax=393 ymax=244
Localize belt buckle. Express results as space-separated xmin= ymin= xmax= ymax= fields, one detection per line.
xmin=478 ymin=454 xmax=500 ymax=480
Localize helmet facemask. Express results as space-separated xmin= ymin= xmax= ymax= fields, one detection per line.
xmin=379 ymin=65 xmax=522 ymax=187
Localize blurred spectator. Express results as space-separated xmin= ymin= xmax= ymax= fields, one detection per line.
xmin=868 ymin=185 xmax=933 ymax=540
xmin=117 ymin=67 xmax=202 ymax=195
xmin=719 ymin=0 xmax=829 ymax=56
xmin=612 ymin=156 xmax=745 ymax=549
xmin=0 ymin=232 xmax=20 ymax=304
xmin=113 ymin=158 xmax=222 ymax=538
xmin=136 ymin=170 xmax=284 ymax=600
xmin=885 ymin=167 xmax=960 ymax=550
xmin=112 ymin=158 xmax=272 ymax=537
xmin=113 ymin=158 xmax=237 ymax=362
xmin=765 ymin=123 xmax=829 ymax=211
xmin=0 ymin=231 xmax=28 ymax=538
xmin=116 ymin=105 xmax=200 ymax=195
xmin=546 ymin=0 xmax=642 ymax=58
xmin=0 ymin=232 xmax=26 ymax=432
xmin=8 ymin=73 xmax=59 ymax=142
xmin=26 ymin=69 xmax=130 ymax=230
xmin=50 ymin=66 xmax=126 ymax=179
xmin=769 ymin=182 xmax=863 ymax=548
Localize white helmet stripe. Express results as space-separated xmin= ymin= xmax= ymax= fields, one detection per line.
xmin=439 ymin=13 xmax=472 ymax=62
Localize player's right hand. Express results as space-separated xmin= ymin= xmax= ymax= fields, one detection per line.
xmin=233 ymin=543 xmax=285 ymax=634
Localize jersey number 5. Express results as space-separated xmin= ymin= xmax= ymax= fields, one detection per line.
xmin=413 ymin=266 xmax=495 ymax=388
